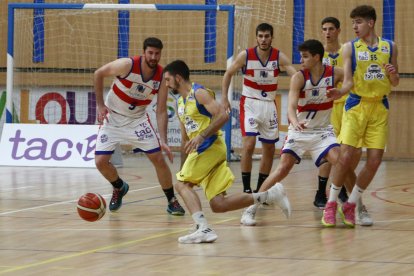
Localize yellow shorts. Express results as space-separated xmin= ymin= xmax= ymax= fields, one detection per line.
xmin=331 ymin=100 xmax=345 ymax=137
xmin=339 ymin=93 xmax=389 ymax=149
xmin=176 ymin=137 xmax=234 ymax=201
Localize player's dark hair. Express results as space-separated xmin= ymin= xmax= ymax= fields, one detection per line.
xmin=143 ymin=37 xmax=163 ymax=50
xmin=350 ymin=5 xmax=377 ymax=22
xmin=321 ymin=17 xmax=340 ymax=29
xmin=298 ymin=39 xmax=325 ymax=62
xmin=163 ymin=60 xmax=190 ymax=81
xmin=256 ymin=23 xmax=273 ymax=37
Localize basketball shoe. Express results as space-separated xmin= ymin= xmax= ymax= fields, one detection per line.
xmin=266 ymin=183 xmax=292 ymax=218
xmin=178 ymin=226 xmax=218 ymax=244
xmin=167 ymin=197 xmax=185 ymax=216
xmin=339 ymin=202 xmax=356 ymax=227
xmin=109 ymin=182 xmax=129 ymax=212
xmin=240 ymin=205 xmax=258 ymax=226
xmin=357 ymin=204 xmax=373 ymax=226
xmin=321 ymin=201 xmax=337 ymax=227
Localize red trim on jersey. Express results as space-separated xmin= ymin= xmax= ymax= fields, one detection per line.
xmin=243 ymin=78 xmax=278 ymax=92
xmin=240 ymin=96 xmax=246 ymax=136
xmin=117 ymin=78 xmax=133 ymax=88
xmin=112 ymin=85 xmax=152 ymax=106
xmin=297 ymin=101 xmax=333 ymax=112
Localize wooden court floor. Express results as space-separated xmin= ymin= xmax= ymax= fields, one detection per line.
xmin=0 ymin=154 xmax=413 ymax=275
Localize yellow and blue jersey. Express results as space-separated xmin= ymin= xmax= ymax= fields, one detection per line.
xmin=323 ymin=46 xmax=345 ymax=103
xmin=176 ymin=83 xmax=234 ymax=198
xmin=177 ymin=82 xmax=222 ymax=154
xmin=351 ymin=37 xmax=393 ymax=98
xmin=323 ymin=46 xmax=343 ymax=67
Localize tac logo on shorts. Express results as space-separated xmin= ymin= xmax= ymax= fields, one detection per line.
xmin=100 ymin=134 xmax=108 ymax=143
xmin=287 ymin=138 xmax=294 ymax=144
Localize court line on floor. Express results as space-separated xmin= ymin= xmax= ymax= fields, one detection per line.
xmin=0 ymin=185 xmax=159 ymax=216
xmin=0 ymin=218 xmax=234 ymax=274
xmin=0 ymin=186 xmax=35 ymax=192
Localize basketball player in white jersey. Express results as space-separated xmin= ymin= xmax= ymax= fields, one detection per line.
xmin=94 ymin=37 xmax=185 ymax=215
xmin=240 ymin=39 xmax=352 ymax=226
xmin=222 ymin=23 xmax=296 ymax=195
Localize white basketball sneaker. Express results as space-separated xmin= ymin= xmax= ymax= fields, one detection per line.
xmin=266 ymin=183 xmax=292 ymax=218
xmin=241 ymin=205 xmax=258 ymax=226
xmin=356 ymin=204 xmax=374 ymax=226
xmin=178 ymin=227 xmax=218 ymax=244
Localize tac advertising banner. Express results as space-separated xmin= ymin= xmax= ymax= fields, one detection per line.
xmin=0 ymin=123 xmax=99 ymax=167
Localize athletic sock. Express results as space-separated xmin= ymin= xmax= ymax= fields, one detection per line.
xmin=192 ymin=211 xmax=208 ymax=229
xmin=327 ymin=183 xmax=341 ymax=202
xmin=242 ymin=172 xmax=252 ymax=193
xmin=348 ymin=185 xmax=364 ymax=204
xmin=110 ymin=177 xmax=124 ymax=189
xmin=255 ymin=173 xmax=268 ymax=192
xmin=318 ymin=176 xmax=329 ymax=192
xmin=163 ymin=187 xmax=175 ymax=202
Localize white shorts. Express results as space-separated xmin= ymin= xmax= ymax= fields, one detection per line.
xmin=240 ymin=96 xmax=279 ymax=143
xmin=282 ymin=128 xmax=339 ymax=167
xmin=95 ymin=113 xmax=160 ymax=155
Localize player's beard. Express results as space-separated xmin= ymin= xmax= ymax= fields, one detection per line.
xmin=145 ymin=58 xmax=158 ymax=69
xmin=170 ymin=81 xmax=180 ymax=95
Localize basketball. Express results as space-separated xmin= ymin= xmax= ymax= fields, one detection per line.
xmin=77 ymin=193 xmax=106 ymax=222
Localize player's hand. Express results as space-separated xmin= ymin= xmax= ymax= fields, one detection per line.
xmin=293 ymin=121 xmax=306 ymax=132
xmin=383 ymin=63 xmax=397 ymax=75
xmin=97 ymin=105 xmax=109 ymax=124
xmin=221 ymin=98 xmax=231 ymax=114
xmin=161 ymin=142 xmax=174 ymax=163
xmin=326 ymin=88 xmax=343 ymax=101
xmin=184 ymin=135 xmax=205 ymax=154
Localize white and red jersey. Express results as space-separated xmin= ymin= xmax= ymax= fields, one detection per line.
xmin=292 ymin=65 xmax=335 ymax=131
xmin=105 ymin=56 xmax=163 ymax=120
xmin=242 ymin=46 xmax=280 ymax=101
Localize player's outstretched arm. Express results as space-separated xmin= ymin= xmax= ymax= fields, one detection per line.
xmin=288 ymin=72 xmax=305 ymax=131
xmin=221 ymin=50 xmax=247 ymax=113
xmin=279 ymin=51 xmax=297 ymax=77
xmin=94 ymin=58 xmax=132 ymax=123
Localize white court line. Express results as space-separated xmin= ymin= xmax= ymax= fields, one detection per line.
xmin=0 ymin=185 xmax=159 ymax=216
xmin=0 ymin=186 xmax=35 ymax=192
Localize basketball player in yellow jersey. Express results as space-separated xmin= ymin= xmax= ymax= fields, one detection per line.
xmin=314 ymin=17 xmax=348 ymax=209
xmin=163 ymin=60 xmax=291 ymax=243
xmin=323 ymin=5 xmax=399 ymax=228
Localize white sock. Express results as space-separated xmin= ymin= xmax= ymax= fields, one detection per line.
xmin=328 ymin=184 xmax=341 ymax=202
xmin=192 ymin=211 xmax=208 ymax=229
xmin=253 ymin=191 xmax=268 ymax=204
xmin=348 ymin=185 xmax=364 ymax=204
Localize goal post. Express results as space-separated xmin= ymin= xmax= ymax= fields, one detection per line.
xmin=5 ymin=3 xmax=245 ymax=164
